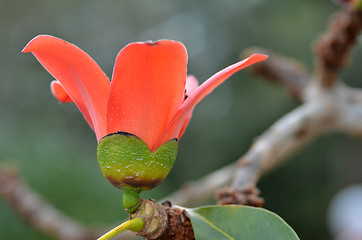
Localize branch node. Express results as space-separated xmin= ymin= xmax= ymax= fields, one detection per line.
xmin=215 ymin=184 xmax=265 ymax=207
xmin=314 ymin=8 xmax=362 ymax=86
xmin=131 ymin=199 xmax=195 ymax=240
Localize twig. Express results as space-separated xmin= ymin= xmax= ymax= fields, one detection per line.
xmin=216 ymin=7 xmax=362 ymax=205
xmin=165 ymin=83 xmax=362 ymax=207
xmin=161 ymin=163 xmax=237 ymax=207
xmin=131 ymin=200 xmax=194 ymax=240
xmin=243 ymin=48 xmax=310 ymax=99
xmin=0 ymin=164 xmax=141 ymax=240
xmin=216 ymin=90 xmax=334 ymax=205
xmin=314 ymin=8 xmax=362 ymax=87
xmin=0 ymin=164 xmax=99 ymax=240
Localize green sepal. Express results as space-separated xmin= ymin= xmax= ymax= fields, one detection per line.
xmin=97 ymin=132 xmax=178 ymax=192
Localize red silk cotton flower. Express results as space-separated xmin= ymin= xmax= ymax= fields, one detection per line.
xmin=23 ymin=35 xmax=267 ymax=151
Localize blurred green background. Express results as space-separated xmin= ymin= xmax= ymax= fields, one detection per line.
xmin=1 ymin=0 xmax=362 ymax=239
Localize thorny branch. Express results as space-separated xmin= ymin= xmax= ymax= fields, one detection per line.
xmin=2 ymin=6 xmax=362 ymax=240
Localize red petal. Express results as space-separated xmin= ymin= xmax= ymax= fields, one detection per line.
xmin=50 ymin=80 xmax=72 ymax=103
xmin=50 ymin=80 xmax=94 ymax=129
xmin=184 ymin=75 xmax=199 ymax=100
xmin=178 ymin=75 xmax=199 ymax=138
xmin=23 ymin=35 xmax=110 ymax=140
xmin=107 ymin=40 xmax=187 ymax=151
xmin=157 ymin=54 xmax=268 ymax=146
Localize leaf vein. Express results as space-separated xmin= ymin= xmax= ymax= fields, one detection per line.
xmin=192 ymin=211 xmax=234 ymax=240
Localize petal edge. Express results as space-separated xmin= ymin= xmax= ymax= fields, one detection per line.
xmin=24 ymin=35 xmax=110 ymax=140
xmin=107 ymin=40 xmax=187 ymax=150
xmin=156 ymin=54 xmax=268 ymax=147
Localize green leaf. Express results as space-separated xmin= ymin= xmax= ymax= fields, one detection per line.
xmin=186 ymin=205 xmax=299 ymax=240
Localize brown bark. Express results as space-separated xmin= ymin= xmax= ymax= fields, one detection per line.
xmin=314 ymin=8 xmax=362 ymax=86
xmin=243 ymin=48 xmax=310 ymax=99
xmin=216 ymin=184 xmax=264 ymax=207
xmin=130 ymin=199 xmax=194 ymax=240
xmin=0 ymin=164 xmax=98 ymax=240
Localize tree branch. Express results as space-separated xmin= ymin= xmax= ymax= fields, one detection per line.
xmin=161 ymin=163 xmax=236 ymax=207
xmin=216 ymin=7 xmax=362 ymax=206
xmin=216 ymin=92 xmax=333 ymax=205
xmin=242 ymin=48 xmax=310 ymax=99
xmin=0 ymin=164 xmax=99 ymax=240
xmin=314 ymin=8 xmax=362 ymax=87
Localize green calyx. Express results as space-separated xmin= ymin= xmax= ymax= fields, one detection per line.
xmin=97 ymin=132 xmax=178 ymax=193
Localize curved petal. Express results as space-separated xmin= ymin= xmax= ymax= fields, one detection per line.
xmin=184 ymin=75 xmax=199 ymax=101
xmin=23 ymin=35 xmax=110 ymax=140
xmin=107 ymin=40 xmax=187 ymax=151
xmin=50 ymin=80 xmax=72 ymax=103
xmin=156 ymin=54 xmax=268 ymax=147
xmin=50 ymin=80 xmax=95 ymax=130
xmin=178 ymin=75 xmax=199 ymax=138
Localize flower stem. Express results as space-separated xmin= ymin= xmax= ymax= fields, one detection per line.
xmin=123 ymin=189 xmax=141 ymax=212
xmin=97 ymin=217 xmax=144 ymax=240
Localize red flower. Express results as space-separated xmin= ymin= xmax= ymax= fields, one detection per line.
xmin=23 ymin=35 xmax=267 ymax=151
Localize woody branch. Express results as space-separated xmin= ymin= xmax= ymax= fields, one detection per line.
xmin=216 ymin=7 xmax=362 ymax=205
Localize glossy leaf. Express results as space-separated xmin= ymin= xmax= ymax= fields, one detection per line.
xmin=187 ymin=205 xmax=299 ymax=240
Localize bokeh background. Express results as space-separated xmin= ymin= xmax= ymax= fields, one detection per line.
xmin=1 ymin=0 xmax=362 ymax=239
